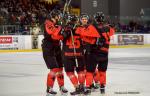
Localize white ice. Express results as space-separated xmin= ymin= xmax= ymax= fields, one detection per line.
xmin=0 ymin=48 xmax=150 ymax=96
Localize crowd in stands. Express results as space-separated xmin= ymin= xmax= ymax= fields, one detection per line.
xmin=0 ymin=0 xmax=150 ymax=34
xmin=115 ymin=19 xmax=150 ymax=33
xmin=0 ymin=0 xmax=60 ymax=25
xmin=0 ymin=0 xmax=61 ymax=34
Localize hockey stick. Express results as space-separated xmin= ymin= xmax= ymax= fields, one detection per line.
xmin=67 ymin=0 xmax=79 ymax=67
xmin=62 ymin=0 xmax=72 ymax=18
xmin=62 ymin=0 xmax=79 ymax=67
xmin=70 ymin=24 xmax=79 ymax=67
xmin=62 ymin=0 xmax=68 ymax=17
xmin=60 ymin=0 xmax=72 ymax=50
xmin=67 ymin=0 xmax=72 ymax=12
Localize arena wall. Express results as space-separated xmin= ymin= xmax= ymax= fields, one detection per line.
xmin=0 ymin=34 xmax=150 ymax=50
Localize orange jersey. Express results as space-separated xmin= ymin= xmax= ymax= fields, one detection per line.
xmin=45 ymin=20 xmax=63 ymax=40
xmin=63 ymin=35 xmax=84 ymax=57
xmin=93 ymin=24 xmax=115 ymax=52
xmin=76 ymin=24 xmax=100 ymax=44
xmin=62 ymin=26 xmax=84 ymax=58
xmin=101 ymin=26 xmax=115 ymax=52
xmin=101 ymin=26 xmax=115 ymax=44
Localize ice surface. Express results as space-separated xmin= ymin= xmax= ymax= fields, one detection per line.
xmin=0 ymin=48 xmax=150 ymax=96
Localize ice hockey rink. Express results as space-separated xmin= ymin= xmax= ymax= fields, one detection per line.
xmin=0 ymin=47 xmax=150 ymax=96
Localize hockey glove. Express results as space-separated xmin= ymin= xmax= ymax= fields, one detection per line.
xmin=61 ymin=29 xmax=71 ymax=39
xmin=96 ymin=38 xmax=105 ymax=47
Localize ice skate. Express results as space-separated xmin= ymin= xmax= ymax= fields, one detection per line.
xmin=70 ymin=87 xmax=81 ymax=95
xmin=100 ymin=84 xmax=105 ymax=94
xmin=79 ymin=84 xmax=85 ymax=94
xmin=84 ymin=87 xmax=91 ymax=96
xmin=91 ymin=83 xmax=100 ymax=92
xmin=46 ymin=87 xmax=57 ymax=96
xmin=60 ymin=86 xmax=68 ymax=96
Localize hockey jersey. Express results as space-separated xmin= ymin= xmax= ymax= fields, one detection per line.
xmin=42 ymin=19 xmax=62 ymax=47
xmin=45 ymin=19 xmax=63 ymax=41
xmin=62 ymin=26 xmax=84 ymax=58
xmin=93 ymin=23 xmax=115 ymax=52
xmin=75 ymin=24 xmax=100 ymax=45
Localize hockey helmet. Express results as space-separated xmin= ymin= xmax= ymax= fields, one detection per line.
xmin=94 ymin=12 xmax=105 ymax=22
xmin=80 ymin=13 xmax=89 ymax=21
xmin=67 ymin=14 xmax=78 ymax=22
xmin=48 ymin=9 xmax=61 ymax=19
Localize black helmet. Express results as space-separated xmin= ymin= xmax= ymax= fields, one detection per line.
xmin=94 ymin=12 xmax=105 ymax=22
xmin=67 ymin=14 xmax=78 ymax=22
xmin=48 ymin=9 xmax=61 ymax=18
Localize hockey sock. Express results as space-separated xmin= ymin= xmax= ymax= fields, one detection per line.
xmin=56 ymin=67 xmax=64 ymax=87
xmin=99 ymin=71 xmax=106 ymax=86
xmin=66 ymin=72 xmax=79 ymax=88
xmin=85 ymin=72 xmax=94 ymax=88
xmin=94 ymin=69 xmax=100 ymax=83
xmin=47 ymin=68 xmax=60 ymax=88
xmin=78 ymin=71 xmax=85 ymax=85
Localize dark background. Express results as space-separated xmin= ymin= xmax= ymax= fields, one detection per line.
xmin=73 ymin=0 xmax=150 ymax=16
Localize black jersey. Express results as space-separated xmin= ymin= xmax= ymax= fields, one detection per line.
xmin=62 ymin=26 xmax=84 ymax=58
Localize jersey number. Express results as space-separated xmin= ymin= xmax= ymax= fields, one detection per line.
xmin=66 ymin=36 xmax=80 ymax=48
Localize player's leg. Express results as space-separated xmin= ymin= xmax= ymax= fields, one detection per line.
xmin=76 ymin=58 xmax=86 ymax=94
xmin=84 ymin=53 xmax=97 ymax=95
xmin=42 ymin=47 xmax=59 ymax=95
xmin=98 ymin=55 xmax=108 ymax=94
xmin=46 ymin=68 xmax=60 ymax=95
xmin=63 ymin=58 xmax=81 ymax=95
xmin=55 ymin=46 xmax=68 ymax=94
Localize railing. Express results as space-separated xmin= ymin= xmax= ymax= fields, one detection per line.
xmin=0 ymin=24 xmax=44 ymax=35
xmin=0 ymin=15 xmax=150 ymax=35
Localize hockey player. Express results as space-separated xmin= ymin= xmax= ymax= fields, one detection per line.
xmin=75 ymin=13 xmax=101 ymax=95
xmin=42 ymin=9 xmax=68 ymax=96
xmin=92 ymin=12 xmax=115 ymax=94
xmin=60 ymin=14 xmax=86 ymax=95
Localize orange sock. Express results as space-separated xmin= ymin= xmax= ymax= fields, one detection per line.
xmin=99 ymin=71 xmax=106 ymax=86
xmin=47 ymin=68 xmax=60 ymax=87
xmin=56 ymin=68 xmax=64 ymax=87
xmin=86 ymin=72 xmax=93 ymax=87
xmin=78 ymin=71 xmax=85 ymax=85
xmin=66 ymin=72 xmax=78 ymax=88
xmin=94 ymin=69 xmax=100 ymax=83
